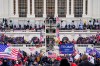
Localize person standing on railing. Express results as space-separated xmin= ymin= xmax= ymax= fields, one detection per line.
xmin=89 ymin=20 xmax=93 ymax=30
xmin=29 ymin=24 xmax=32 ymax=30
xmin=68 ymin=24 xmax=71 ymax=30
xmin=79 ymin=20 xmax=83 ymax=30
xmin=65 ymin=23 xmax=67 ymax=30
xmin=38 ymin=24 xmax=41 ymax=30
xmin=95 ymin=20 xmax=99 ymax=30
xmin=9 ymin=20 xmax=14 ymax=31
xmin=83 ymin=21 xmax=86 ymax=30
xmin=18 ymin=24 xmax=21 ymax=30
xmin=27 ymin=20 xmax=30 ymax=30
xmin=1 ymin=21 xmax=5 ymax=32
xmin=24 ymin=24 xmax=26 ymax=30
xmin=71 ymin=21 xmax=75 ymax=30
xmin=34 ymin=24 xmax=37 ymax=32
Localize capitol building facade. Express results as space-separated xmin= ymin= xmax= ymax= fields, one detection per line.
xmin=0 ymin=0 xmax=100 ymax=23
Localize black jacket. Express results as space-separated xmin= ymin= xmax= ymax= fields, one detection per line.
xmin=78 ymin=60 xmax=95 ymax=66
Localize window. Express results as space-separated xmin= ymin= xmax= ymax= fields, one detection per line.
xmin=13 ymin=0 xmax=16 ymax=15
xmin=30 ymin=0 xmax=32 ymax=15
xmin=58 ymin=0 xmax=66 ymax=17
xmin=35 ymin=0 xmax=43 ymax=17
xmin=69 ymin=0 xmax=71 ymax=15
xmin=46 ymin=0 xmax=55 ymax=17
xmin=74 ymin=0 xmax=83 ymax=17
xmin=85 ymin=0 xmax=88 ymax=15
xmin=18 ymin=0 xmax=27 ymax=17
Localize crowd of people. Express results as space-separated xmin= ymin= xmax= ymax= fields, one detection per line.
xmin=0 ymin=18 xmax=100 ymax=32
xmin=0 ymin=34 xmax=44 ymax=45
xmin=0 ymin=18 xmax=45 ymax=32
xmin=57 ymin=19 xmax=100 ymax=30
xmin=59 ymin=33 xmax=100 ymax=45
xmin=0 ymin=50 xmax=100 ymax=66
xmin=0 ymin=33 xmax=99 ymax=45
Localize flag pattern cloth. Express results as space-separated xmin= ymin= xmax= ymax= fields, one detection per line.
xmin=56 ymin=17 xmax=60 ymax=42
xmin=29 ymin=47 xmax=34 ymax=51
xmin=0 ymin=60 xmax=2 ymax=65
xmin=56 ymin=17 xmax=60 ymax=23
xmin=74 ymin=48 xmax=79 ymax=55
xmin=11 ymin=48 xmax=19 ymax=60
xmin=0 ymin=44 xmax=18 ymax=60
xmin=56 ymin=28 xmax=60 ymax=41
xmin=0 ymin=44 xmax=8 ymax=52
xmin=40 ymin=30 xmax=43 ymax=42
xmin=48 ymin=52 xmax=57 ymax=58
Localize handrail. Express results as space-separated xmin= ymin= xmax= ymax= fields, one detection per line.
xmin=0 ymin=30 xmax=43 ymax=32
xmin=10 ymin=44 xmax=95 ymax=47
xmin=60 ymin=30 xmax=100 ymax=32
xmin=10 ymin=44 xmax=45 ymax=47
xmin=76 ymin=44 xmax=94 ymax=47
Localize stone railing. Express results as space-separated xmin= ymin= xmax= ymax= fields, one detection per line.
xmin=11 ymin=44 xmax=45 ymax=47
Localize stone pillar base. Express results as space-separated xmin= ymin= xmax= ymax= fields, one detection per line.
xmin=28 ymin=14 xmax=35 ymax=18
xmin=66 ymin=14 xmax=74 ymax=18
xmin=43 ymin=14 xmax=46 ymax=18
xmin=54 ymin=14 xmax=58 ymax=18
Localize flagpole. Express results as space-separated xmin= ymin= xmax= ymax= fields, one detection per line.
xmin=44 ymin=19 xmax=47 ymax=56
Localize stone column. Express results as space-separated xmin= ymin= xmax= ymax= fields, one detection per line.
xmin=32 ymin=0 xmax=35 ymax=17
xmin=9 ymin=0 xmax=14 ymax=17
xmin=66 ymin=0 xmax=69 ymax=17
xmin=82 ymin=0 xmax=87 ymax=17
xmin=43 ymin=0 xmax=46 ymax=18
xmin=27 ymin=0 xmax=30 ymax=17
xmin=15 ymin=0 xmax=18 ymax=17
xmin=54 ymin=0 xmax=58 ymax=17
xmin=88 ymin=0 xmax=92 ymax=17
xmin=71 ymin=0 xmax=74 ymax=16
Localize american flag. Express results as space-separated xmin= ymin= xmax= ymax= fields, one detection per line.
xmin=73 ymin=48 xmax=79 ymax=55
xmin=40 ymin=30 xmax=43 ymax=42
xmin=56 ymin=17 xmax=60 ymax=23
xmin=56 ymin=28 xmax=60 ymax=41
xmin=48 ymin=52 xmax=57 ymax=58
xmin=0 ymin=44 xmax=8 ymax=52
xmin=0 ymin=52 xmax=17 ymax=60
xmin=0 ymin=60 xmax=2 ymax=65
xmin=0 ymin=52 xmax=11 ymax=58
xmin=0 ymin=44 xmax=18 ymax=60
xmin=11 ymin=48 xmax=19 ymax=60
xmin=29 ymin=47 xmax=34 ymax=51
xmin=56 ymin=17 xmax=60 ymax=41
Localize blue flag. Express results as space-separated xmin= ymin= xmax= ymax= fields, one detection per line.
xmin=93 ymin=48 xmax=100 ymax=58
xmin=0 ymin=44 xmax=9 ymax=52
xmin=86 ymin=47 xmax=92 ymax=54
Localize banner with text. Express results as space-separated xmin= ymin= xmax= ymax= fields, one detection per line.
xmin=59 ymin=44 xmax=74 ymax=54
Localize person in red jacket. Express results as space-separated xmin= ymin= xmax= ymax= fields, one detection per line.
xmin=14 ymin=61 xmax=22 ymax=66
xmin=71 ymin=62 xmax=77 ymax=66
xmin=70 ymin=60 xmax=77 ymax=66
